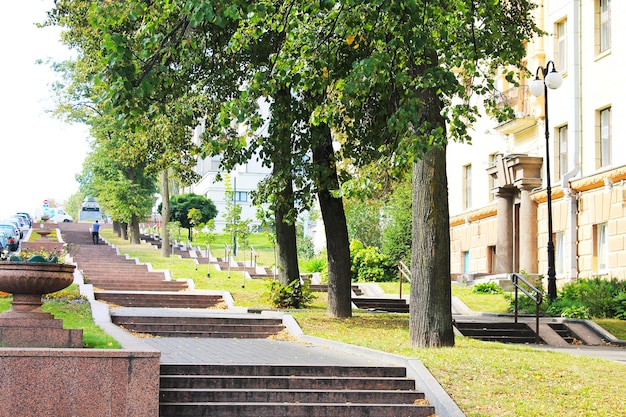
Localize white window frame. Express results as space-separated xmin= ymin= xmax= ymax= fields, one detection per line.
xmin=599 ymin=107 xmax=611 ymax=167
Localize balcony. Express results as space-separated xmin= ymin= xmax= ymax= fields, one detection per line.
xmin=493 ymin=85 xmax=538 ymax=134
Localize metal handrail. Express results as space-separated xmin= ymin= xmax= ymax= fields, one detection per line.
xmin=510 ymin=272 xmax=543 ymax=342
xmin=398 ymin=261 xmax=411 ymax=300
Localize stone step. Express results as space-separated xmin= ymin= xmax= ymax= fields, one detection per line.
xmin=92 ymin=283 xmax=188 ymax=291
xmin=161 ymin=364 xmax=409 ymax=377
xmin=95 ymin=292 xmax=222 ymax=308
xmin=159 ymin=402 xmax=435 ymax=417
xmin=160 ymin=375 xmax=417 ymax=390
xmin=160 ymin=388 xmax=425 ymax=404
xmin=112 ymin=315 xmax=283 ymax=338
xmin=84 ymin=273 xmax=171 ymax=281
xmin=454 ymin=321 xmax=544 ymax=344
xmin=352 ymin=297 xmax=409 ymax=313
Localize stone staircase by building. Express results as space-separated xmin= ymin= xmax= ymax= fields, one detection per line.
xmin=158 ymin=363 xmax=436 ymax=417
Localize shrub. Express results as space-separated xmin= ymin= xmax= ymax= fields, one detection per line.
xmin=350 ymin=240 xmax=396 ymax=282
xmin=505 ymin=291 xmax=548 ymax=314
xmin=559 ymin=305 xmax=591 ymax=319
xmin=473 ymin=282 xmax=503 ymax=294
xmin=300 ymin=255 xmax=327 ymax=273
xmin=559 ymin=277 xmax=626 ymax=318
xmin=545 ymin=298 xmax=584 ymax=317
xmin=266 ymin=279 xmax=313 ymax=309
xmin=613 ymin=293 xmax=626 ymax=320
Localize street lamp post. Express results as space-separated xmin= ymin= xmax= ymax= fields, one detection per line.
xmin=529 ymin=61 xmax=562 ymax=302
xmin=232 ymin=171 xmax=238 ymax=257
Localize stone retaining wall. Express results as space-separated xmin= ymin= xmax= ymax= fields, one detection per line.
xmin=0 ymin=348 xmax=160 ymax=417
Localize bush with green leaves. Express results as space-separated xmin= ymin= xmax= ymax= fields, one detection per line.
xmin=350 ymin=240 xmax=397 ymax=282
xmin=505 ymin=291 xmax=548 ymax=314
xmin=613 ymin=293 xmax=626 ymax=320
xmin=559 ymin=305 xmax=591 ymax=319
xmin=266 ymin=279 xmax=313 ymax=309
xmin=559 ymin=277 xmax=626 ymax=318
xmin=472 ymin=282 xmax=503 ymax=294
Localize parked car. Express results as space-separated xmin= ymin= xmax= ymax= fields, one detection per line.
xmin=0 ymin=232 xmax=8 ymax=256
xmin=9 ymin=215 xmax=29 ymax=231
xmin=14 ymin=213 xmax=32 ymax=228
xmin=0 ymin=219 xmax=23 ymax=239
xmin=81 ymin=196 xmax=100 ymax=212
xmin=0 ymin=224 xmax=19 ymax=251
xmin=50 ymin=209 xmax=73 ymax=223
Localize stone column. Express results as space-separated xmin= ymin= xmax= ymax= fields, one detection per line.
xmin=495 ymin=187 xmax=514 ymax=274
xmin=517 ymin=180 xmax=541 ymax=274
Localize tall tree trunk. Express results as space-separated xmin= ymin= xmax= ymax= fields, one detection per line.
xmin=129 ymin=213 xmax=140 ymax=244
xmin=409 ymin=145 xmax=454 ymax=347
xmin=120 ymin=222 xmax=128 ymax=240
xmin=270 ymin=86 xmax=301 ymax=286
xmin=160 ymin=170 xmax=171 ymax=257
xmin=312 ymin=124 xmax=352 ymax=318
xmin=275 ymin=178 xmax=300 ymax=286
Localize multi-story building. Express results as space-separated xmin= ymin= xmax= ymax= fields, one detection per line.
xmin=447 ymin=0 xmax=625 ymax=287
xmin=184 ymin=122 xmax=272 ymax=233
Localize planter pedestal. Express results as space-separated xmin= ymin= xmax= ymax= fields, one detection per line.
xmin=0 ymin=262 xmax=83 ymax=348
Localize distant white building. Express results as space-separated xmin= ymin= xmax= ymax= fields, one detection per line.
xmin=183 ymin=122 xmax=272 ymax=232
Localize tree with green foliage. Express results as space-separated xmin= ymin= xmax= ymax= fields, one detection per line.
xmin=48 ymin=0 xmax=542 ymax=345
xmin=381 ymin=181 xmax=412 ymax=266
xmin=168 ymin=193 xmax=217 ymax=242
xmin=49 ymin=0 xmax=207 ymax=253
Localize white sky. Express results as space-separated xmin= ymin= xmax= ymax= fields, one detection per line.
xmin=0 ymin=0 xmax=90 ymax=218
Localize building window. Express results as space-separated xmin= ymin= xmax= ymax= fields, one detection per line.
xmin=462 ymin=251 xmax=470 ymax=274
xmin=555 ymin=231 xmax=564 ymax=275
xmin=594 ymin=223 xmax=608 ymax=273
xmin=558 ymin=125 xmax=568 ymax=177
xmin=598 ymin=107 xmax=611 ymax=168
xmin=555 ymin=19 xmax=567 ymax=71
xmin=234 ymin=191 xmax=248 ymax=203
xmin=463 ymin=164 xmax=472 ymax=210
xmin=597 ymin=0 xmax=611 ymax=54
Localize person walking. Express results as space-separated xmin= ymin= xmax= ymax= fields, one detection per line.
xmin=91 ymin=220 xmax=101 ymax=244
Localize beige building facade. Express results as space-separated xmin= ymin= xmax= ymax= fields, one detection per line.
xmin=448 ymin=0 xmax=626 ymax=286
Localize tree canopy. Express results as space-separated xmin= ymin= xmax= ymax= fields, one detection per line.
xmin=48 ymin=0 xmax=542 ymax=344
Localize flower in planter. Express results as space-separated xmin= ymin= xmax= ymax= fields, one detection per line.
xmin=5 ymin=244 xmax=79 ymax=264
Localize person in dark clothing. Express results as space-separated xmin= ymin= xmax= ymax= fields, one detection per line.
xmin=91 ymin=220 xmax=100 ymax=244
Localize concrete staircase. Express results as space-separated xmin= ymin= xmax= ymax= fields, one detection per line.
xmin=352 ymin=297 xmax=410 ymax=313
xmin=158 ymin=364 xmax=436 ymax=417
xmin=59 ymin=223 xmax=223 ymax=309
xmin=454 ymin=321 xmax=544 ymax=344
xmin=111 ymin=313 xmax=285 ymax=338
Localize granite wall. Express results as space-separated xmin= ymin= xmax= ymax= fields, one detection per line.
xmin=0 ymin=348 xmax=160 ymax=417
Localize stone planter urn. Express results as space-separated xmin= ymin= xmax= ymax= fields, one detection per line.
xmin=0 ymin=262 xmax=83 ymax=348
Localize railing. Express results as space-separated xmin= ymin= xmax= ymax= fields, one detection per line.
xmin=510 ymin=272 xmax=543 ymax=342
xmin=492 ymin=85 xmax=531 ymax=116
xmin=398 ymin=261 xmax=411 ymax=300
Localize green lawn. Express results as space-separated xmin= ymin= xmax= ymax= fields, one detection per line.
xmin=103 ymin=229 xmax=626 ymax=417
